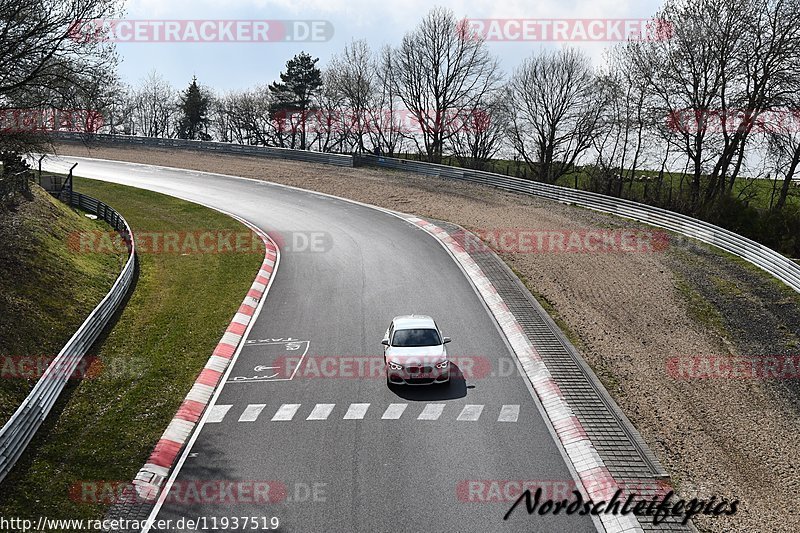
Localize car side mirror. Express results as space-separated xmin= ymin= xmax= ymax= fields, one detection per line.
xmin=381 ymin=339 xmax=389 ymax=346
xmin=443 ymin=337 xmax=451 ymax=344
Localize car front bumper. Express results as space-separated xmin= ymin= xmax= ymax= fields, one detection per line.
xmin=386 ymin=364 xmax=450 ymax=385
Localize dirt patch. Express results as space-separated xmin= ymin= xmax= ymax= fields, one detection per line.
xmin=56 ymin=142 xmax=800 ymax=532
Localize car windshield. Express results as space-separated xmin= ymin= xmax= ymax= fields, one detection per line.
xmin=391 ymin=328 xmax=441 ymax=347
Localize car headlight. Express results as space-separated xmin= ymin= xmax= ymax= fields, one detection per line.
xmin=435 ymin=360 xmax=449 ymax=369
xmin=388 ymin=362 xmax=403 ymax=370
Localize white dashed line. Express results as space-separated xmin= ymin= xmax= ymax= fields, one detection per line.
xmin=206 ymin=405 xmax=232 ymax=423
xmin=343 ymin=403 xmax=370 ymax=420
xmin=417 ymin=403 xmax=446 ymax=420
xmin=498 ymin=405 xmax=520 ymax=422
xmin=238 ymin=404 xmax=266 ymax=422
xmin=381 ymin=403 xmax=408 ymax=419
xmin=207 ymin=403 xmax=519 ymax=424
xmin=271 ymin=403 xmax=301 ymax=421
xmin=457 ymin=404 xmax=484 ymax=421
xmin=307 ymin=403 xmax=336 ymax=420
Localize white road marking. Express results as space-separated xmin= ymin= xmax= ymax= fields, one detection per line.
xmin=343 ymin=403 xmax=370 ymax=420
xmin=307 ymin=403 xmax=336 ymax=420
xmin=381 ymin=403 xmax=408 ymax=419
xmin=417 ymin=403 xmax=446 ymax=420
xmin=206 ymin=405 xmax=232 ymax=423
xmin=213 ymin=403 xmax=519 ymax=424
xmin=238 ymin=404 xmax=266 ymax=422
xmin=271 ymin=403 xmax=301 ymax=421
xmin=457 ymin=404 xmax=484 ymax=421
xmin=498 ymin=404 xmax=520 ymax=422
xmin=227 ymin=340 xmax=310 ymax=383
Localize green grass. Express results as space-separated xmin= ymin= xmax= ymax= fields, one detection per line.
xmin=0 ymin=186 xmax=124 ymax=423
xmin=0 ymin=177 xmax=263 ymax=521
xmin=673 ymin=274 xmax=729 ymax=347
xmin=711 ymin=275 xmax=746 ymax=298
xmin=721 ymin=251 xmax=800 ymax=304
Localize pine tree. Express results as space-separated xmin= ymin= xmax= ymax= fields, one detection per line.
xmin=268 ymin=52 xmax=323 ymax=149
xmin=178 ymin=76 xmax=210 ymax=140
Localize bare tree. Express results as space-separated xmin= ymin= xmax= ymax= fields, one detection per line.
xmin=0 ymin=0 xmax=122 ymax=154
xmin=392 ymin=7 xmax=501 ymax=163
xmin=713 ymin=0 xmax=800 ymax=199
xmin=505 ymin=47 xmax=603 ymax=184
xmin=208 ymin=91 xmax=233 ymax=142
xmin=96 ymin=79 xmax=135 ymax=135
xmin=589 ymin=46 xmax=663 ymax=198
xmin=326 ymin=40 xmax=377 ymax=153
xmin=448 ymin=95 xmax=506 ymax=170
xmin=366 ymin=46 xmax=406 ymax=156
xmin=221 ymin=86 xmax=277 ymax=146
xmin=625 ymin=0 xmax=740 ymax=210
xmin=623 ymin=0 xmax=800 ymax=212
xmin=131 ymin=71 xmax=177 ymax=138
xmin=309 ymin=71 xmax=351 ymax=153
xmin=767 ymin=88 xmax=800 ymax=210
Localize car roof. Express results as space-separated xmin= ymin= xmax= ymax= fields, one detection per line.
xmin=392 ymin=315 xmax=436 ymax=330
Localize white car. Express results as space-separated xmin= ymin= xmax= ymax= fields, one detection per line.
xmin=382 ymin=315 xmax=451 ymax=385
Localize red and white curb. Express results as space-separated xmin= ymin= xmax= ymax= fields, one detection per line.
xmin=129 ymin=220 xmax=279 ymax=503
xmin=407 ymin=216 xmax=642 ymax=533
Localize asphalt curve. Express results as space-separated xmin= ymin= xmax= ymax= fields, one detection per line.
xmin=42 ymin=156 xmax=599 ymax=533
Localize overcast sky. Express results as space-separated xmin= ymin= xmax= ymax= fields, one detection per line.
xmin=116 ymin=0 xmax=665 ymax=92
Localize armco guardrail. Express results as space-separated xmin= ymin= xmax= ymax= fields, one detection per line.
xmin=0 ymin=191 xmax=135 ymax=483
xmin=354 ymin=154 xmax=800 ymax=295
xmin=55 ymin=132 xmax=354 ymax=167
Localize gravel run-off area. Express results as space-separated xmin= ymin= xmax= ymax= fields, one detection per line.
xmin=56 ymin=143 xmax=800 ymax=533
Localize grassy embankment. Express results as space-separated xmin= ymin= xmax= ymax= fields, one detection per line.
xmin=0 ymin=185 xmax=124 ymax=422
